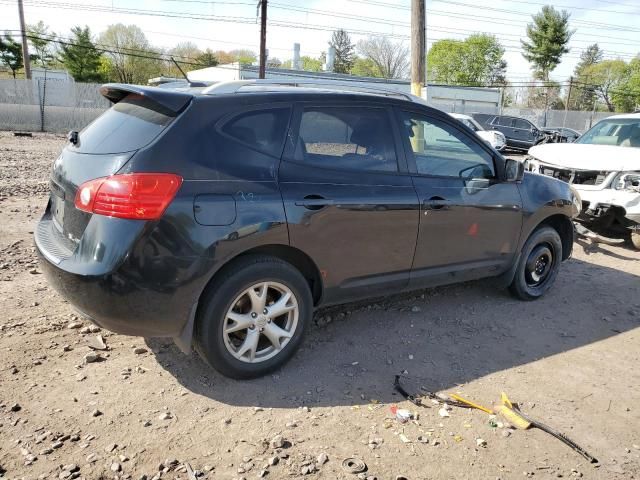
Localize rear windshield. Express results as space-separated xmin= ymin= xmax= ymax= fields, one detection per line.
xmin=72 ymin=94 xmax=175 ymax=154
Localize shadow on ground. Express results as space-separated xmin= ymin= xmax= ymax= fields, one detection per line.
xmin=147 ymin=256 xmax=639 ymax=408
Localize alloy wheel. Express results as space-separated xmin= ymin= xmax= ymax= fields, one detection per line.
xmin=222 ymin=281 xmax=299 ymax=363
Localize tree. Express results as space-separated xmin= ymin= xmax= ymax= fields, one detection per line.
xmin=615 ymin=58 xmax=640 ymax=112
xmin=98 ymin=24 xmax=163 ymax=84
xmin=282 ymin=55 xmax=323 ymax=72
xmin=570 ymin=44 xmax=603 ymax=110
xmin=59 ymin=26 xmax=104 ymax=82
xmin=427 ymin=34 xmax=507 ymax=86
xmin=356 ymin=37 xmax=409 ymax=79
xmin=584 ymin=59 xmax=629 ymax=112
xmin=229 ymin=49 xmax=257 ymax=64
xmin=165 ymin=41 xmax=202 ymax=77
xmin=521 ymin=6 xmax=573 ymax=82
xmin=329 ymin=29 xmax=355 ymax=74
xmin=28 ymin=21 xmax=55 ymax=67
xmin=196 ymin=49 xmax=218 ymax=67
xmin=526 ymin=81 xmax=563 ymax=109
xmin=0 ymin=32 xmax=23 ymax=78
xmin=350 ymin=57 xmax=380 ymax=77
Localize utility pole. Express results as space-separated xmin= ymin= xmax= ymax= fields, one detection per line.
xmin=562 ymin=76 xmax=573 ymax=129
xmin=17 ymin=0 xmax=31 ymax=79
xmin=258 ymin=0 xmax=267 ymax=79
xmin=410 ymin=0 xmax=425 ymax=98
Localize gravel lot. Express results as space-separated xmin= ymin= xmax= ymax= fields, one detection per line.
xmin=1 ymin=132 xmax=639 ymax=480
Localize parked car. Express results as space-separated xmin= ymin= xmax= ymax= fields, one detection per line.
xmin=543 ymin=127 xmax=581 ymax=143
xmin=35 ymin=81 xmax=579 ymax=379
xmin=526 ymin=113 xmax=640 ymax=249
xmin=474 ymin=114 xmax=547 ymax=150
xmin=449 ymin=113 xmax=506 ymax=151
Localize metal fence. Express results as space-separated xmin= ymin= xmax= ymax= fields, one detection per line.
xmin=430 ymin=100 xmax=615 ymax=133
xmin=0 ymin=78 xmax=108 ymax=133
xmin=0 ymin=77 xmax=626 ymax=134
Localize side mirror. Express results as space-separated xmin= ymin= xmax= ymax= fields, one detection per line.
xmin=505 ymin=158 xmax=524 ymax=182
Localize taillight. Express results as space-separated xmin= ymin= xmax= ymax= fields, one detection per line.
xmin=74 ymin=173 xmax=183 ymax=220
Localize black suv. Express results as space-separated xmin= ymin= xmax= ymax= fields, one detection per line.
xmin=36 ymin=82 xmax=579 ymax=379
xmin=474 ymin=114 xmax=546 ymax=150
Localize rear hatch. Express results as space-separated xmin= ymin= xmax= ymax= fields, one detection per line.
xmin=47 ymin=85 xmax=192 ymax=251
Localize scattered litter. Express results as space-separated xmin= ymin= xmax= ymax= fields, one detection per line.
xmin=341 ymin=457 xmax=367 ymax=474
xmin=395 ymin=408 xmax=413 ymax=423
xmin=494 ymin=392 xmax=598 ymax=464
xmin=476 ymin=438 xmax=487 ymax=448
xmin=416 ymin=435 xmax=429 ymax=444
xmin=454 ymin=435 xmax=463 ymax=443
xmin=393 ymin=376 xmax=599 ymax=464
xmin=448 ymin=393 xmax=493 ymax=414
xmin=438 ymin=407 xmax=451 ymax=418
xmin=399 ymin=433 xmax=410 ymax=443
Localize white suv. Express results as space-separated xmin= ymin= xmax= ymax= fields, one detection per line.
xmin=526 ymin=113 xmax=640 ymax=249
xmin=449 ymin=113 xmax=506 ymax=151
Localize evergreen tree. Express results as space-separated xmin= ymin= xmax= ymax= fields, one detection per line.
xmin=570 ymin=44 xmax=603 ymax=110
xmin=329 ymin=29 xmax=355 ymax=74
xmin=0 ymin=32 xmax=24 ymax=78
xmin=521 ymin=6 xmax=573 ymax=81
xmin=59 ymin=26 xmax=104 ymax=82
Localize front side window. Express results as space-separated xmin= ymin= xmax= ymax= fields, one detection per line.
xmin=222 ymin=107 xmax=291 ymax=157
xmin=293 ymin=107 xmax=398 ymax=172
xmin=400 ymin=112 xmax=495 ymax=179
xmin=515 ymin=118 xmax=532 ymax=130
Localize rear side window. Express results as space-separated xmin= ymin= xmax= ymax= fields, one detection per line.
xmin=221 ymin=108 xmax=290 ymax=157
xmin=74 ymin=94 xmax=175 ymax=154
xmin=495 ymin=116 xmax=514 ymax=127
xmin=293 ymin=107 xmax=397 ymax=172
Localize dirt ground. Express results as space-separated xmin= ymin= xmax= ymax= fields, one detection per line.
xmin=1 ymin=132 xmax=639 ymax=480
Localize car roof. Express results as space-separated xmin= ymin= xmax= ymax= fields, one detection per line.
xmin=449 ymin=113 xmax=472 ymax=120
xmin=601 ymin=112 xmax=640 ymax=120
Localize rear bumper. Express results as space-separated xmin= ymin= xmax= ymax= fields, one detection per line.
xmin=35 ymin=212 xmax=205 ymax=338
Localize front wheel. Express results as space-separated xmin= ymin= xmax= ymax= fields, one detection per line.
xmin=195 ymin=255 xmax=312 ymax=379
xmin=631 ymin=231 xmax=640 ymax=250
xmin=509 ymin=226 xmax=563 ymax=301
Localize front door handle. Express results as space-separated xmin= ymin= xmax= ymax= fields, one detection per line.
xmin=424 ymin=196 xmax=452 ymax=210
xmin=295 ymin=195 xmax=334 ymax=210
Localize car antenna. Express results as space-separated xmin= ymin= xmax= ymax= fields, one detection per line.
xmin=170 ymin=57 xmax=191 ymax=84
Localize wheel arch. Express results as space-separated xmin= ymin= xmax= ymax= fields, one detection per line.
xmin=497 ymin=213 xmax=574 ymax=289
xmin=537 ymin=214 xmax=574 ymax=261
xmin=174 ymin=243 xmax=323 ymax=354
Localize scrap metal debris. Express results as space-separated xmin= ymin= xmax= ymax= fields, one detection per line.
xmin=341 ymin=457 xmax=367 ymax=474
xmin=393 ymin=376 xmax=598 ymax=464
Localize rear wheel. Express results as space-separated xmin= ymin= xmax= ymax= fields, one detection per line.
xmin=509 ymin=226 xmax=563 ymax=301
xmin=195 ymin=255 xmax=312 ymax=379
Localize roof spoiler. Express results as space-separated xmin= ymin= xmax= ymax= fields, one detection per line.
xmin=99 ymin=83 xmax=193 ymax=115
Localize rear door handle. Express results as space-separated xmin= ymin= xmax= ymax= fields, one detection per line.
xmin=424 ymin=197 xmax=452 ymax=210
xmin=295 ymin=195 xmax=334 ymax=210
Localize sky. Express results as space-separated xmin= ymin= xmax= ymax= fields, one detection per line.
xmin=0 ymin=0 xmax=639 ymax=82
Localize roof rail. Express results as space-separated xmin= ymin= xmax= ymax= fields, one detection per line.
xmin=202 ymin=79 xmax=424 ymax=103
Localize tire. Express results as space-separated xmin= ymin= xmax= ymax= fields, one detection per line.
xmin=509 ymin=226 xmax=563 ymax=301
xmin=195 ymin=255 xmax=312 ymax=379
xmin=631 ymin=232 xmax=640 ymax=251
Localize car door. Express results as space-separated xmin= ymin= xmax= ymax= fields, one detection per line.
xmin=490 ymin=116 xmax=515 ymax=145
xmin=394 ymin=108 xmax=523 ymax=287
xmin=279 ymin=103 xmax=420 ymax=304
xmin=513 ymin=118 xmax=535 ymax=148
